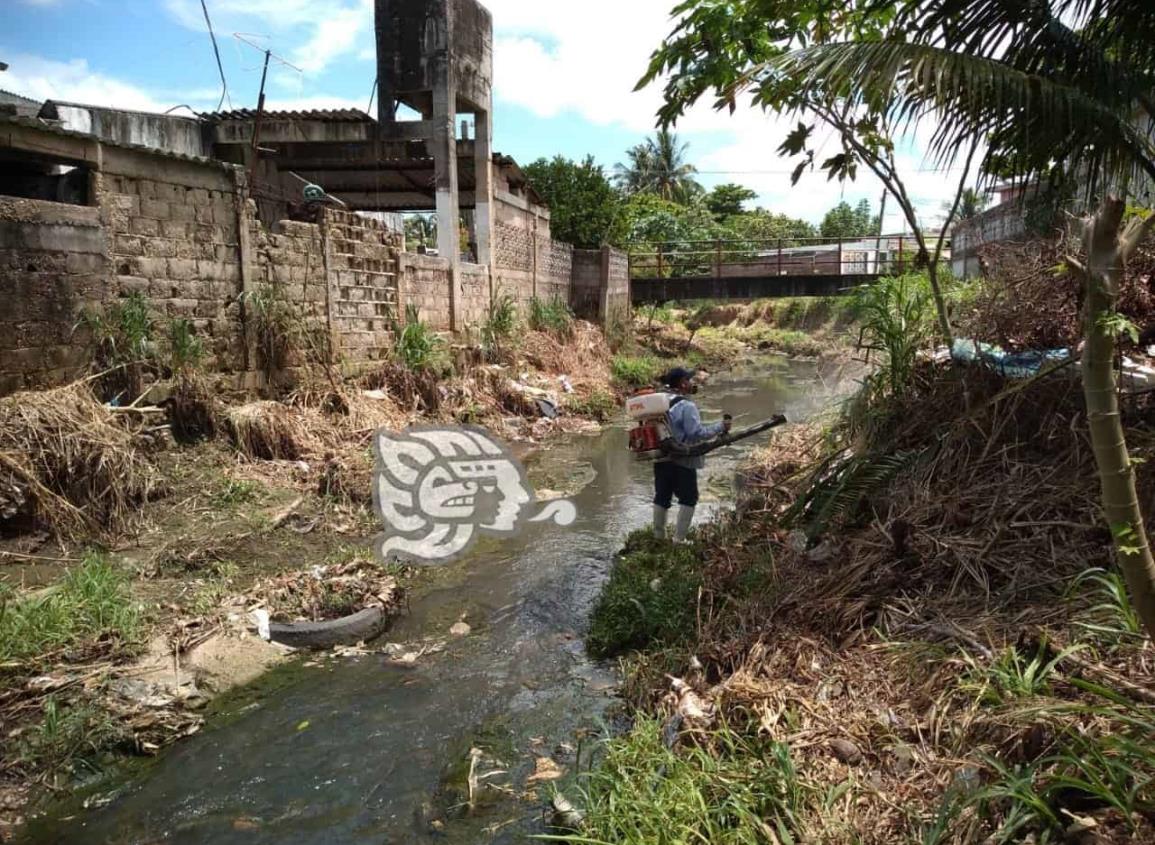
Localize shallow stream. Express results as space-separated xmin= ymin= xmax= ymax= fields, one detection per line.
xmin=19 ymin=356 xmax=853 ymax=845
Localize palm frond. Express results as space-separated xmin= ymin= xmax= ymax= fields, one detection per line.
xmin=767 ymin=42 xmax=1155 ymax=190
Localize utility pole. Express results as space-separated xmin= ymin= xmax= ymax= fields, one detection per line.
xmin=875 ymin=188 xmax=888 ymax=274
xmin=248 ymin=49 xmax=271 ymax=186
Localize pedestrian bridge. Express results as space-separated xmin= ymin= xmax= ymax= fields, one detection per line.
xmin=627 ymin=236 xmax=942 ymax=303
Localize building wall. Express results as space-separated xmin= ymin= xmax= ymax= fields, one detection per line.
xmin=0 ymin=198 xmax=107 ymax=395
xmin=0 ymin=123 xmax=627 ymax=395
xmin=951 ymin=204 xmax=1028 ymax=278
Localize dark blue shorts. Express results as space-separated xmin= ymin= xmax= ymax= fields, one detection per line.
xmin=653 ymin=461 xmax=699 ymax=508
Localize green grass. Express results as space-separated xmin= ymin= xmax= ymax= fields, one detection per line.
xmin=544 ymin=717 xmax=807 ymax=845
xmin=611 ymin=355 xmax=663 ymax=390
xmin=586 ymin=531 xmax=703 ymax=658
xmin=393 ymin=303 xmax=445 ymax=372
xmin=566 ymin=389 xmax=618 ymax=421
xmin=210 ymin=478 xmax=264 ymax=508
xmin=0 ymin=552 xmax=142 ymax=667
xmin=529 ymin=296 xmax=576 ymax=339
xmin=960 ymin=643 xmax=1082 ymax=706
xmin=18 ymin=696 xmax=131 ymax=779
xmin=482 ymin=292 xmax=518 ymax=360
xmin=166 ymin=317 xmax=206 ymax=373
xmin=1066 ymin=567 xmax=1144 ymax=647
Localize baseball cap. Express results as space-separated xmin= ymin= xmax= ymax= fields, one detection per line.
xmin=661 ymin=366 xmax=697 ymax=387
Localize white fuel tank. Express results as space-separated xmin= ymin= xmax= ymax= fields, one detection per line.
xmin=625 ymin=391 xmax=672 ymax=420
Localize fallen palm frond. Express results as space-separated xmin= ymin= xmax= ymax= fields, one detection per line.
xmin=0 ymin=382 xmax=159 ymax=540
xmin=223 ymin=401 xmax=307 ymax=461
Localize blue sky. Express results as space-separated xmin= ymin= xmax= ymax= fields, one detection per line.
xmin=3 ymin=0 xmax=965 ymax=227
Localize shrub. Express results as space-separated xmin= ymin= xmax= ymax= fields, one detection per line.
xmin=393 ymin=304 xmax=444 ymax=372
xmin=611 ymin=355 xmax=662 ymax=389
xmin=245 ymin=284 xmax=299 ymax=376
xmin=528 ymin=296 xmax=575 ymax=339
xmin=482 ymin=293 xmax=518 ymax=361
xmin=566 ymin=389 xmax=618 ymax=421
xmin=166 ymin=317 xmax=206 ymax=374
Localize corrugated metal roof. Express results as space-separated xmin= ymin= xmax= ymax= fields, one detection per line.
xmin=0 ymin=89 xmax=41 ymax=106
xmin=201 ymin=108 xmax=374 ymax=123
xmin=0 ymin=114 xmax=232 ymax=169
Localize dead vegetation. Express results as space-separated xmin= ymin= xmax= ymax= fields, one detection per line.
xmin=584 ymin=361 xmax=1155 ymax=844
xmin=0 ymin=382 xmax=161 ymax=541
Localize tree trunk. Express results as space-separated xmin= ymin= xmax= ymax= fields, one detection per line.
xmin=1081 ymin=197 xmax=1155 ymax=640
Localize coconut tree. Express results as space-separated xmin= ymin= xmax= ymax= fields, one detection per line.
xmin=615 ymin=130 xmax=703 ymax=204
xmin=645 ymin=0 xmax=1155 ymax=634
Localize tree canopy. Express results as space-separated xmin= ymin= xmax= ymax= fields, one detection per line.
xmin=523 ymin=156 xmax=623 ymax=249
xmin=705 ymin=183 xmax=758 ymax=219
xmin=819 ymin=199 xmax=877 ymax=240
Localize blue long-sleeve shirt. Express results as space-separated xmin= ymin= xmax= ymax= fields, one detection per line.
xmin=662 ymin=396 xmax=725 ymax=470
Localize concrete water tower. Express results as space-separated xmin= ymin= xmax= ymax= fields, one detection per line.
xmin=375 ymin=0 xmax=495 ymax=288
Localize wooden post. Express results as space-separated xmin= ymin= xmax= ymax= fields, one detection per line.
xmin=898 ymin=235 xmax=905 ymax=275
xmin=714 ymin=239 xmax=722 ymax=279
xmin=657 ymin=244 xmax=665 ymax=280
xmin=837 ymin=237 xmax=843 ymax=276
xmin=777 ymin=238 xmax=783 ymax=276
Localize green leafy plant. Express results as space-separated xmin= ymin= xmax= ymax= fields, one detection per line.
xmin=960 ymin=643 xmax=1083 ymax=705
xmin=166 ymin=317 xmax=206 ymax=374
xmin=854 ymin=273 xmax=936 ymax=397
xmin=76 ymin=292 xmax=155 ymax=367
xmin=566 ymin=389 xmax=618 ymax=421
xmin=481 ymin=292 xmax=518 ymax=361
xmin=245 ymin=284 xmax=299 ymax=376
xmin=20 ymin=696 xmax=129 ymax=779
xmin=393 ymin=303 xmax=444 ymax=373
xmin=586 ymin=531 xmax=703 ymax=657
xmin=528 ymin=296 xmax=575 ymax=339
xmin=1067 ymin=567 xmax=1144 ymax=646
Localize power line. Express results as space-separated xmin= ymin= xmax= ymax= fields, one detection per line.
xmin=200 ymin=0 xmax=230 ymax=112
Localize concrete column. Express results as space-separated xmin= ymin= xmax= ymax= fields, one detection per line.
xmin=473 ymin=109 xmax=495 ymax=270
xmin=432 ymin=69 xmax=460 ymax=331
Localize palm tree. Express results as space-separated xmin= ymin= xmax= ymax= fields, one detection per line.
xmin=615 ymin=130 xmax=703 ymax=204
xmin=766 ymin=0 xmax=1155 ymax=636
xmin=942 ymin=189 xmax=990 ymax=224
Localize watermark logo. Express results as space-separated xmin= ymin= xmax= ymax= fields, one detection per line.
xmin=373 ymin=425 xmax=577 ymax=564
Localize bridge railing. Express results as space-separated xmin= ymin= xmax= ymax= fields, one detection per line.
xmin=625 ymin=236 xmax=944 ymax=280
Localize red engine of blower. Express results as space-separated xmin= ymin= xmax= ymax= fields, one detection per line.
xmin=625 ymin=390 xmax=674 ymax=461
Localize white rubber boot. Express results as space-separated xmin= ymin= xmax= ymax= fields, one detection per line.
xmin=673 ymin=505 xmax=696 ymax=542
xmin=653 ymin=505 xmax=670 ymax=539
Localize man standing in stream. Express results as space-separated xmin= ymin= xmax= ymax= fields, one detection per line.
xmin=653 ymin=366 xmax=732 ymax=542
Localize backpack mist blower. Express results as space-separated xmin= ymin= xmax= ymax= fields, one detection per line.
xmin=625 ymin=389 xmax=788 ymax=461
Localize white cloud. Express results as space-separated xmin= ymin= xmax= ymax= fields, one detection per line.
xmin=485 ymin=0 xmax=970 ymax=224
xmin=0 ymin=52 xmax=173 ymax=113
xmin=164 ymin=0 xmax=373 ymax=77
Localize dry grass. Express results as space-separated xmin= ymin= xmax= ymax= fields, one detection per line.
xmin=0 ymin=382 xmax=160 ymax=540
xmin=223 ymin=401 xmax=310 ymax=461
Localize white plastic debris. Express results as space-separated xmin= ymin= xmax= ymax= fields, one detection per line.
xmin=250 ymin=609 xmax=271 ymax=642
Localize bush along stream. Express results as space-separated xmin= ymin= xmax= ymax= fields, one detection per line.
xmin=554 ymin=273 xmax=1155 ymax=845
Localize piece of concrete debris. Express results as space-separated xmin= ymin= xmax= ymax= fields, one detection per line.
xmin=829 ymin=738 xmax=864 ymax=765
xmin=449 ymin=621 xmax=472 ymax=637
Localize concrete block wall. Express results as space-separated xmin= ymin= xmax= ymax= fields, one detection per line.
xmin=104 ymin=168 xmax=245 ymax=371
xmin=325 ymin=211 xmax=403 ymax=364
xmin=0 ymin=197 xmax=108 ymax=394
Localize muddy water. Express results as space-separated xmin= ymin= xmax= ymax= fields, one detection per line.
xmin=20 ymin=357 xmax=853 ymax=845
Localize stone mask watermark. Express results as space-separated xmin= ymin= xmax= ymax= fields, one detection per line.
xmin=373 ymin=425 xmax=577 ymax=564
